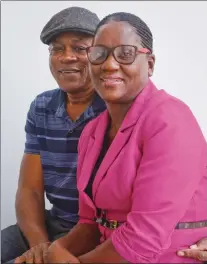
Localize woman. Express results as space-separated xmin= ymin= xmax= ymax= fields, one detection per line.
xmin=46 ymin=12 xmax=207 ymax=263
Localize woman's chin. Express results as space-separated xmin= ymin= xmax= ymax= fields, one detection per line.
xmin=101 ymin=94 xmax=125 ymax=104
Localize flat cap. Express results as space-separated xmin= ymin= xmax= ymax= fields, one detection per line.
xmin=40 ymin=6 xmax=100 ymax=45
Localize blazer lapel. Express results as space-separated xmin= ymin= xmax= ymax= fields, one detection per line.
xmin=93 ymin=80 xmax=158 ymax=198
xmin=78 ymin=111 xmax=109 ymax=192
xmin=93 ymin=126 xmax=134 ymax=198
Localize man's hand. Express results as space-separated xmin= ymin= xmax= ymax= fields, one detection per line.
xmin=14 ymin=242 xmax=51 ymax=263
xmin=46 ymin=241 xmax=80 ymax=263
xmin=177 ymin=237 xmax=207 ymax=261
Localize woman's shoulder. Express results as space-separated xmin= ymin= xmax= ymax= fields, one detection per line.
xmin=137 ymin=81 xmax=192 ymax=119
xmin=151 ymin=89 xmax=194 ymax=120
xmin=142 ymin=88 xmax=204 ymax=141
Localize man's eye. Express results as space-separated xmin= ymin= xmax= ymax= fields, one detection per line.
xmin=52 ymin=47 xmax=63 ymax=51
xmin=73 ymin=46 xmax=87 ymax=53
xmin=49 ymin=46 xmax=64 ymax=54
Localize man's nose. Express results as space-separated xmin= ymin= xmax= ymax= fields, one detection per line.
xmin=60 ymin=47 xmax=77 ymax=63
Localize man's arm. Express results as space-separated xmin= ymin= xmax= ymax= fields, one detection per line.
xmin=15 ymin=153 xmax=49 ymax=248
xmin=16 ymin=99 xmax=49 ymax=248
xmin=177 ymin=238 xmax=207 ymax=262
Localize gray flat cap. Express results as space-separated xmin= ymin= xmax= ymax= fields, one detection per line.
xmin=40 ymin=6 xmax=100 ymax=45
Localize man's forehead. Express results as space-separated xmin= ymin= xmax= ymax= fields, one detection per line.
xmin=51 ymin=32 xmax=93 ymax=44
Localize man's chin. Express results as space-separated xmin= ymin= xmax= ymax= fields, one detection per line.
xmin=59 ymin=84 xmax=85 ymax=94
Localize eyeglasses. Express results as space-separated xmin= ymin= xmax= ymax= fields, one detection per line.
xmin=86 ymin=45 xmax=150 ymax=65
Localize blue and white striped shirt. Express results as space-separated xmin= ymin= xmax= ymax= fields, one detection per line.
xmin=24 ymin=88 xmax=106 ymax=225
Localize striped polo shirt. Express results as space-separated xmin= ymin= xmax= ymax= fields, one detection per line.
xmin=24 ymin=88 xmax=106 ymax=225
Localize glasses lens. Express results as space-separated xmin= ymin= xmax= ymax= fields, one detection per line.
xmin=87 ymin=46 xmax=108 ymax=65
xmin=114 ymin=45 xmax=136 ymax=64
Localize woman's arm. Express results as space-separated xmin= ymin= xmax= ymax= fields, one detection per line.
xmin=48 ymin=223 xmax=101 ymax=258
xmin=78 ymin=239 xmax=127 ymax=263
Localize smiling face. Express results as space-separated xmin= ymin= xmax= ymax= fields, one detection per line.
xmin=89 ymin=21 xmax=155 ymax=104
xmin=49 ymin=32 xmax=93 ymax=94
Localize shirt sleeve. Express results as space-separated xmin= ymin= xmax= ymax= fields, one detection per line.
xmin=111 ymin=101 xmax=207 ymax=263
xmin=24 ymin=99 xmax=40 ymax=155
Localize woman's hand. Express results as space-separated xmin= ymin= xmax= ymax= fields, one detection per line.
xmin=46 ymin=241 xmax=80 ymax=263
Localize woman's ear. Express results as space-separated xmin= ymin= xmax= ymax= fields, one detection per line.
xmin=148 ymin=54 xmax=155 ymax=77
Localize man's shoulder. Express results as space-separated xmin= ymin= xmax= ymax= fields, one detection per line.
xmin=81 ymin=110 xmax=106 ymax=138
xmin=36 ymin=88 xmax=60 ymax=97
xmin=34 ymin=88 xmax=60 ymax=108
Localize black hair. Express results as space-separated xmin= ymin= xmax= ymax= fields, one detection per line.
xmin=95 ymin=12 xmax=153 ymax=52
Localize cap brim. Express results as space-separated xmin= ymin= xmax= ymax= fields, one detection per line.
xmin=42 ymin=27 xmax=95 ymax=45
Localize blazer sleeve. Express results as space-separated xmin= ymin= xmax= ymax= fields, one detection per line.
xmin=77 ymin=122 xmax=97 ymax=225
xmin=111 ymin=100 xmax=207 ymax=263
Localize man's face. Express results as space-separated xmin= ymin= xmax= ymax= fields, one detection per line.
xmin=49 ymin=32 xmax=93 ymax=94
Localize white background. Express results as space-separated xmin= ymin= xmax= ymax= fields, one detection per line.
xmin=1 ymin=1 xmax=207 ymax=229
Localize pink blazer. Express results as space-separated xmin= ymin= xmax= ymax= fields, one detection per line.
xmin=77 ymin=80 xmax=207 ymax=263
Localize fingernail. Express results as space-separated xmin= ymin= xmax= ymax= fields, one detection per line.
xmin=177 ymin=251 xmax=185 ymax=256
xmin=190 ymin=244 xmax=198 ymax=249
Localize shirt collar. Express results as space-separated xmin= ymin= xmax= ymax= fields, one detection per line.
xmin=47 ymin=89 xmax=65 ymax=112
xmin=90 ymin=92 xmax=106 ymax=116
xmin=47 ymin=88 xmax=106 ymax=118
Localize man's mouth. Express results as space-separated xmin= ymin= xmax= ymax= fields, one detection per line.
xmin=58 ymin=69 xmax=80 ymax=74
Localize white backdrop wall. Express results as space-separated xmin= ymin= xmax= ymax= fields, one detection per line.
xmin=1 ymin=1 xmax=207 ymax=229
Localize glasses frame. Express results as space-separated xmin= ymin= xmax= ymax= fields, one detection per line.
xmin=86 ymin=45 xmax=151 ymax=65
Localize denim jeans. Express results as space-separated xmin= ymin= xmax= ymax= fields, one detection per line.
xmin=1 ymin=210 xmax=74 ymax=263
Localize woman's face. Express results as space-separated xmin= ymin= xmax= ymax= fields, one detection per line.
xmin=89 ymin=21 xmax=155 ymax=104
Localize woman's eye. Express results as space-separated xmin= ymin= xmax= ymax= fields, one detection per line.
xmin=123 ymin=52 xmax=132 ymax=57
xmin=118 ymin=52 xmax=133 ymax=59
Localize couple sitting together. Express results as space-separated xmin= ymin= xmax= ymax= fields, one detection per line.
xmin=2 ymin=6 xmax=207 ymax=264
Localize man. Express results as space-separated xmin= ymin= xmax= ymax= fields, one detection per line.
xmin=1 ymin=6 xmax=105 ymax=263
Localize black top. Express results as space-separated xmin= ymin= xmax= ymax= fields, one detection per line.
xmin=85 ymin=134 xmax=109 ymax=199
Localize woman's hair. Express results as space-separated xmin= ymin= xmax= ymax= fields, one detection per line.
xmin=95 ymin=12 xmax=153 ymax=52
